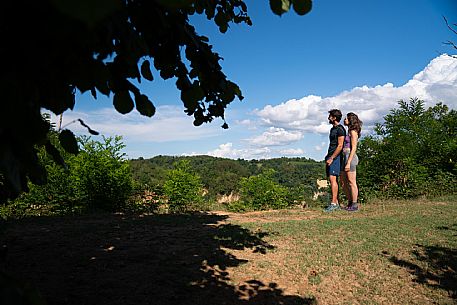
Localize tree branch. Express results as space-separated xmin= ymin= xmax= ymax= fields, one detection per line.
xmin=444 ymin=16 xmax=457 ymax=35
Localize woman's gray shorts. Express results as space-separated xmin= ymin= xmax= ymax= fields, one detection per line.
xmin=343 ymin=149 xmax=359 ymax=172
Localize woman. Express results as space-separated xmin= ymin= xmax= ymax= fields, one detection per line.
xmin=341 ymin=112 xmax=362 ymax=211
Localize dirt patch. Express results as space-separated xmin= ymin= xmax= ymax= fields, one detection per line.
xmin=209 ymin=209 xmax=323 ymax=223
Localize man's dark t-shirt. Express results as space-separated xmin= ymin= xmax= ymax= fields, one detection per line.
xmin=326 ymin=125 xmax=346 ymax=158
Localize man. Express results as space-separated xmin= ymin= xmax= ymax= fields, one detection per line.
xmin=324 ymin=109 xmax=346 ymax=212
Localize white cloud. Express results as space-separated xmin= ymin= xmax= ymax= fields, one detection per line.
xmin=248 ymin=127 xmax=303 ymax=146
xmin=314 ymin=142 xmax=326 ymax=152
xmin=235 ymin=119 xmax=257 ymax=130
xmin=207 ymin=143 xmax=271 ymax=160
xmin=279 ymin=148 xmax=304 ymax=156
xmin=256 ymin=54 xmax=457 ymax=134
xmin=49 ymin=106 xmax=221 ymax=142
xmin=206 ymin=143 xmax=306 ymax=159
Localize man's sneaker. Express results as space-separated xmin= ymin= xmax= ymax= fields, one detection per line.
xmin=346 ymin=205 xmax=359 ymax=212
xmin=324 ymin=204 xmax=340 ymax=212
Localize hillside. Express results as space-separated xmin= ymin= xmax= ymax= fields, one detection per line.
xmin=130 ymin=155 xmax=326 ymax=198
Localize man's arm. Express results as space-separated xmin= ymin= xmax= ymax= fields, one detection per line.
xmin=326 ymin=135 xmax=344 ymax=165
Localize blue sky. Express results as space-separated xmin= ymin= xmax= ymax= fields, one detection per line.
xmin=55 ymin=0 xmax=457 ymax=160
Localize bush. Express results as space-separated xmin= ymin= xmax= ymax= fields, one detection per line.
xmin=236 ymin=169 xmax=289 ymax=211
xmin=1 ymin=135 xmax=133 ymax=219
xmin=10 ymin=144 xmax=81 ymax=216
xmin=286 ymin=185 xmax=315 ymax=207
xmin=163 ymin=160 xmax=203 ymax=212
xmin=72 ymin=136 xmax=133 ymax=211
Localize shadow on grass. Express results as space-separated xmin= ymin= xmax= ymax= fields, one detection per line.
xmin=1 ymin=212 xmax=316 ymax=305
xmin=437 ymin=223 xmax=457 ymax=237
xmin=389 ymin=244 xmax=457 ymax=299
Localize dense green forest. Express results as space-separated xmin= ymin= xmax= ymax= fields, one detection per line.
xmin=130 ymin=155 xmax=325 ymax=198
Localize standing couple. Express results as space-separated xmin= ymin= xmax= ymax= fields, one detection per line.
xmin=324 ymin=109 xmax=363 ymax=212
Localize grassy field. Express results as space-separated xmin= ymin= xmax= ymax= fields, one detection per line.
xmin=1 ymin=197 xmax=456 ymax=304
xmin=222 ymin=198 xmax=457 ymax=304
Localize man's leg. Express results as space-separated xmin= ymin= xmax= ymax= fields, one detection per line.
xmin=324 ymin=174 xmax=340 ymax=212
xmin=329 ymin=174 xmax=339 ymax=204
xmin=324 ymin=155 xmax=342 ymax=212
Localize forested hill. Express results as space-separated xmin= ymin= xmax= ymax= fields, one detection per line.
xmin=130 ymin=155 xmax=325 ymax=197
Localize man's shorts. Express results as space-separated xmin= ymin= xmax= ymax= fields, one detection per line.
xmin=326 ymin=154 xmax=343 ymax=177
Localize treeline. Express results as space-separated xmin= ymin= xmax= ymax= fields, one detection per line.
xmin=130 ymin=155 xmax=325 ymax=199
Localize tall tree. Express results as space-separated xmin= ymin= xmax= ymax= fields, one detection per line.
xmin=358 ymin=99 xmax=457 ymax=199
xmin=0 ymin=0 xmax=312 ymax=202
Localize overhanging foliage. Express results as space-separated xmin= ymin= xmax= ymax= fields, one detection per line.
xmin=0 ymin=0 xmax=312 ymax=202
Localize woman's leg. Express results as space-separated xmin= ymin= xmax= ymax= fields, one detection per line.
xmin=346 ymin=171 xmax=358 ymax=205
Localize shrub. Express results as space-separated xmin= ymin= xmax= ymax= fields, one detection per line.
xmin=163 ymin=160 xmax=203 ymax=212
xmin=72 ymin=136 xmax=133 ymax=211
xmin=286 ymin=185 xmax=315 ymax=207
xmin=1 ymin=135 xmax=133 ymax=219
xmin=237 ymin=169 xmax=289 ymax=211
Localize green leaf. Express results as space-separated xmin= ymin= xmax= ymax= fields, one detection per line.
xmin=227 ymin=81 xmax=244 ymax=101
xmin=156 ymin=0 xmax=193 ymax=9
xmin=59 ymin=129 xmax=79 ymax=155
xmin=193 ymin=110 xmax=205 ymax=126
xmin=77 ymin=119 xmax=100 ymax=135
xmin=90 ymin=87 xmax=97 ymax=99
xmin=195 ymin=3 xmax=204 ymax=14
xmin=181 ymin=84 xmax=205 ymax=108
xmin=219 ymin=24 xmax=228 ymax=33
xmin=208 ymin=104 xmax=225 ymax=117
xmin=292 ymin=0 xmax=312 ymax=15
xmin=193 ymin=118 xmax=204 ymax=126
xmin=205 ymin=6 xmax=216 ymax=19
xmin=135 ymin=94 xmax=156 ymax=117
xmin=269 ymin=0 xmax=290 ymax=16
xmin=215 ymin=11 xmax=226 ymax=27
xmin=141 ymin=60 xmax=154 ymax=81
xmin=45 ymin=140 xmax=66 ymax=168
xmin=28 ymin=163 xmax=47 ymax=186
xmin=214 ymin=11 xmax=229 ymax=33
xmin=50 ymin=0 xmax=122 ymax=27
xmin=176 ymin=76 xmax=191 ymax=91
xmin=113 ymin=91 xmax=134 ymax=114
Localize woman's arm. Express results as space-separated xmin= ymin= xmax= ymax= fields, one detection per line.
xmin=345 ymin=130 xmax=358 ymax=170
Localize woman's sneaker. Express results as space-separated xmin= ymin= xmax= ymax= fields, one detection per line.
xmin=346 ymin=205 xmax=359 ymax=212
xmin=324 ymin=204 xmax=340 ymax=212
